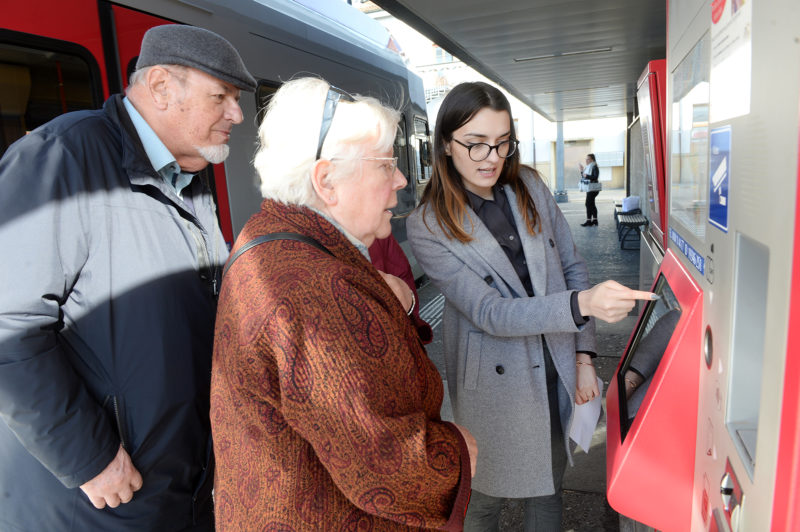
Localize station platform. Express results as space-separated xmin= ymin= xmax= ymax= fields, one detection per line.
xmin=417 ymin=188 xmax=638 ymax=531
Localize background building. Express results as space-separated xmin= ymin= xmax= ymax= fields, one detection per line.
xmin=349 ymin=0 xmax=627 ymax=191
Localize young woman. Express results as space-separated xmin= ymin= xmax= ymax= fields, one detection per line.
xmin=580 ymin=153 xmax=601 ymax=226
xmin=407 ymin=82 xmax=654 ymax=531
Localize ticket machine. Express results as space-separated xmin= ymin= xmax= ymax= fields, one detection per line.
xmin=607 ymin=0 xmax=800 ymax=530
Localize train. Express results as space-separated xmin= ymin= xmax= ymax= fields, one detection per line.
xmin=1 ymin=0 xmax=433 ymax=271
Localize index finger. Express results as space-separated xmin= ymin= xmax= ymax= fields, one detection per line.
xmin=624 ymin=290 xmax=659 ymax=301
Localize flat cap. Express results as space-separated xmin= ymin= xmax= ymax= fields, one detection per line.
xmin=136 ymin=24 xmax=256 ymax=92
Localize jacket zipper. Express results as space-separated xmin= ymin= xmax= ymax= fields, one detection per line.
xmin=188 ymin=221 xmax=217 ymax=296
xmin=112 ymin=396 xmax=128 ymax=451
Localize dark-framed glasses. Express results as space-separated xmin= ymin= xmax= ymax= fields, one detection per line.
xmin=316 ymin=86 xmax=354 ymax=160
xmin=451 ymin=138 xmax=519 ymax=162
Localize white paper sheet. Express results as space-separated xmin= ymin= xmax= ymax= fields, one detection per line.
xmin=569 ymin=376 xmax=604 ymax=453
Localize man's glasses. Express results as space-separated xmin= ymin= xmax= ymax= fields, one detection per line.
xmin=451 ymin=138 xmax=519 ymax=162
xmin=316 ymin=86 xmax=354 ymax=160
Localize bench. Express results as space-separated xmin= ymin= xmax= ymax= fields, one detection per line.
xmin=617 ymin=213 xmax=648 ymax=249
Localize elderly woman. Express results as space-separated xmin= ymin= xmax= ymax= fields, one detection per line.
xmin=210 ymin=77 xmax=475 ymax=531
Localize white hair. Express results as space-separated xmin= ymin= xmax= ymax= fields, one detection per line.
xmin=254 ymin=77 xmax=401 ymax=205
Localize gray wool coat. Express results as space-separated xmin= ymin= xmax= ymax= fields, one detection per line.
xmin=407 ymin=168 xmax=597 ymax=498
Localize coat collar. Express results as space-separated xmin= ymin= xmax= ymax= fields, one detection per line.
xmin=459 ymin=182 xmax=546 ymax=297
xmin=104 ymin=94 xmax=202 ymax=222
xmin=505 ymin=183 xmax=547 ymax=297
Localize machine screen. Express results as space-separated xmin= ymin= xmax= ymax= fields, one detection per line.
xmin=618 ymin=275 xmax=681 ymax=441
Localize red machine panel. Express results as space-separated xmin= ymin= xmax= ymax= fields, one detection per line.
xmin=607 ymin=250 xmax=703 ymax=531
xmin=636 ymin=60 xmax=667 ymax=249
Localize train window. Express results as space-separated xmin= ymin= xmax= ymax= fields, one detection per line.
xmin=0 ymin=42 xmax=96 ymax=157
xmin=255 ymin=80 xmax=281 ymax=125
xmin=413 ymin=117 xmax=432 ymax=183
xmin=395 ymin=118 xmax=409 ymax=177
xmin=392 ymin=119 xmax=415 ymax=217
xmin=669 ymin=33 xmax=710 ymax=241
xmin=617 ymin=275 xmax=682 ymax=441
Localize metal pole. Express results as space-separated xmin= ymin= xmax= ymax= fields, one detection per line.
xmin=554 ymin=121 xmax=568 ymax=203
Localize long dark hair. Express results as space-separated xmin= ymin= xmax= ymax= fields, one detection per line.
xmin=419 ymin=82 xmax=539 ymax=242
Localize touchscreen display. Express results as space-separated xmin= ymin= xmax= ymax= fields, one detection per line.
xmin=618 ymin=275 xmax=681 ymax=441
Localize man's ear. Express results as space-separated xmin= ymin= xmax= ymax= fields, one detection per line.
xmin=311 ymin=160 xmax=337 ymax=206
xmin=145 ymin=66 xmax=171 ymax=110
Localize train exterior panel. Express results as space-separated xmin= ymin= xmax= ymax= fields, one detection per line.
xmin=1 ymin=0 xmax=432 ymax=261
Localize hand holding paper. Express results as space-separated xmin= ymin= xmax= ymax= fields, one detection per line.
xmin=569 ymin=376 xmax=604 ymax=453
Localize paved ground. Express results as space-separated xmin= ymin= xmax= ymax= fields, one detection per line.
xmin=416 ymin=187 xmax=641 ymax=531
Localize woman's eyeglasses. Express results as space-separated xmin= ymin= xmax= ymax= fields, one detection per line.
xmin=451 ymin=138 xmax=519 ymax=162
xmin=316 ymin=86 xmax=354 ymax=160
xmin=330 ymin=156 xmax=399 ymax=179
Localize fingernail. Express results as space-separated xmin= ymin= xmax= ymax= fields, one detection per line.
xmin=651 ymin=294 xmax=661 ymax=300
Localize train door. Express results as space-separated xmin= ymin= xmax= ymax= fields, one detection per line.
xmin=607 ymin=0 xmax=800 ymax=530
xmin=1 ymin=0 xmax=106 ymax=156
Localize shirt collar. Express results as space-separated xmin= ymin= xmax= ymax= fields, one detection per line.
xmin=123 ymin=97 xmax=179 ymax=176
xmin=466 ymin=184 xmax=506 ymax=212
xmin=123 ymin=97 xmax=194 ymax=195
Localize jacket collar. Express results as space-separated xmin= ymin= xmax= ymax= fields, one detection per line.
xmin=457 ymin=180 xmax=546 ymax=298
xmin=504 ymin=182 xmax=546 ymax=297
xmin=458 ymin=191 xmax=525 ymax=297
xmin=104 ymin=95 xmax=201 ymax=219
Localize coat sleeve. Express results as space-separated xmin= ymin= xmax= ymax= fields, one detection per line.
xmin=0 ymin=133 xmax=120 ymax=488
xmin=534 ymin=176 xmax=598 ymax=354
xmin=407 ymin=209 xmax=584 ymax=337
xmin=266 ymin=267 xmax=470 ymax=529
xmin=368 ymin=236 xmax=433 ymax=344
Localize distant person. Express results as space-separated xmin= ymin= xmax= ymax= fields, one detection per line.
xmin=0 ymin=24 xmax=255 ymax=530
xmin=579 ymin=153 xmax=601 ymax=226
xmin=369 ymin=234 xmax=434 ymax=344
xmin=211 ymin=77 xmax=475 ymax=530
xmin=407 ymin=81 xmax=656 ymax=531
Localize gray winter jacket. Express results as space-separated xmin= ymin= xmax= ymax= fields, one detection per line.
xmin=0 ymin=95 xmax=227 ymax=531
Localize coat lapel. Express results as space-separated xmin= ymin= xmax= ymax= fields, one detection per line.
xmin=504 ymin=184 xmax=547 ymax=296
xmin=459 ymin=206 xmax=527 ymax=297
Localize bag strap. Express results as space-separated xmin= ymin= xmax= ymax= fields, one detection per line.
xmin=223 ymin=231 xmax=332 ymax=278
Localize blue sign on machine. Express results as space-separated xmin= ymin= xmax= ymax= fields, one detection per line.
xmin=670 ymin=228 xmax=705 ymax=275
xmin=709 ymin=126 xmax=732 ymax=232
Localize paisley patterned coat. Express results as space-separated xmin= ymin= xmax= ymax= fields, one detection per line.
xmin=211 ymin=199 xmax=471 ymax=531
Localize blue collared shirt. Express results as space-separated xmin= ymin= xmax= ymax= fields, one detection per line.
xmin=123 ymin=97 xmax=194 ymax=198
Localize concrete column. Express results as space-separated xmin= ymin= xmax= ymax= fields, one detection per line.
xmin=554 ymin=120 xmax=568 ymax=203
xmin=531 ymin=108 xmax=537 ymax=168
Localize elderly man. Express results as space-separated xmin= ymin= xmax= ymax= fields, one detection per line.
xmin=0 ymin=25 xmax=255 ymax=531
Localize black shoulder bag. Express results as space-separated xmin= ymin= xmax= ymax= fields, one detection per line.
xmin=222 ymin=231 xmax=332 ymax=278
